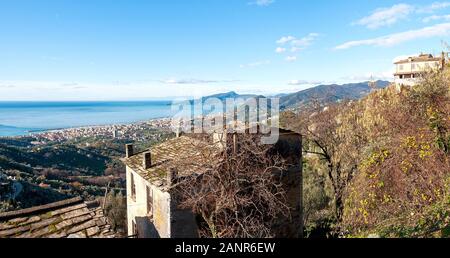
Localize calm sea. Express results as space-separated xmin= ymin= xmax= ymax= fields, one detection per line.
xmin=0 ymin=101 xmax=175 ymax=137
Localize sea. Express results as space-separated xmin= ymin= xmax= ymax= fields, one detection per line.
xmin=0 ymin=101 xmax=176 ymax=137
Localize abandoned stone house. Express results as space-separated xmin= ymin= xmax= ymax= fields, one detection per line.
xmin=123 ymin=126 xmax=303 ymax=238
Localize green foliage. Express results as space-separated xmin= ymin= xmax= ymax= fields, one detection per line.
xmin=0 ymin=130 xmax=167 ymax=212
xmin=104 ymin=190 xmax=127 ymax=233
xmin=0 ymin=180 xmax=70 ymax=211
xmin=302 ymin=157 xmax=333 ymax=235
xmin=374 ymin=193 xmax=449 ymax=238
xmin=0 ymin=200 xmax=15 ymax=213
xmin=284 ymin=69 xmax=450 ymax=238
xmin=342 ymin=72 xmax=450 ymax=237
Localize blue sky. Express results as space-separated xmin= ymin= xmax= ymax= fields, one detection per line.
xmin=1 ymin=0 xmax=450 ymax=100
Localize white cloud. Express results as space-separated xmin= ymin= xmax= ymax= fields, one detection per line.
xmin=249 ymin=0 xmax=275 ymax=7
xmin=354 ymin=2 xmax=450 ymax=29
xmin=275 ymin=47 xmax=286 ymax=53
xmin=0 ymin=84 xmax=17 ymax=89
xmin=240 ymin=60 xmax=271 ymax=68
xmin=285 ymin=56 xmax=297 ymax=62
xmin=287 ymin=80 xmax=323 ymax=85
xmin=0 ymin=80 xmax=124 ymax=101
xmin=276 ymin=36 xmax=296 ymax=44
xmin=291 ymin=33 xmax=319 ymax=48
xmin=275 ymin=33 xmax=319 ymax=61
xmin=335 ymin=22 xmax=450 ymax=50
xmin=417 ymin=2 xmax=450 ymax=13
xmin=354 ymin=4 xmax=414 ymax=29
xmin=162 ymin=78 xmax=238 ymax=84
xmin=422 ymin=14 xmax=450 ymax=22
xmin=277 ymin=33 xmax=319 ymax=48
xmin=0 ymin=80 xmax=251 ymax=101
xmin=341 ymin=71 xmax=394 ymax=82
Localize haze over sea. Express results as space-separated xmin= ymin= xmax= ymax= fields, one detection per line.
xmin=0 ymin=101 xmax=174 ymax=137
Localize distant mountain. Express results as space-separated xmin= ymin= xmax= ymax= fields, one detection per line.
xmin=201 ymin=91 xmax=240 ymax=101
xmin=199 ymin=91 xmax=262 ymax=102
xmin=193 ymin=81 xmax=391 ymax=111
xmin=279 ymin=80 xmax=391 ymax=109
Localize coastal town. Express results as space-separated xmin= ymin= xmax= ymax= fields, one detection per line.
xmin=29 ymin=118 xmax=173 ymax=143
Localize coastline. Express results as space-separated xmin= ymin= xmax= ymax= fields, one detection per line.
xmin=0 ymin=117 xmax=173 ymax=142
xmin=0 ymin=100 xmax=176 ymax=138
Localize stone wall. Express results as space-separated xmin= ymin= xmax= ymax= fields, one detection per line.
xmin=271 ymin=166 xmax=302 ymax=238
xmin=126 ymin=167 xmax=198 ymax=238
xmin=169 ymin=200 xmax=199 ymax=238
xmin=126 ymin=167 xmax=171 ymax=238
xmin=272 ymin=132 xmax=303 ymax=238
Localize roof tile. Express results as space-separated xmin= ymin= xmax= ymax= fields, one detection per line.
xmin=0 ymin=198 xmax=117 ymax=238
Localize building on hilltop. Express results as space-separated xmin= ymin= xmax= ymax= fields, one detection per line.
xmin=122 ymin=125 xmax=303 ymax=238
xmin=0 ymin=197 xmax=117 ymax=238
xmin=394 ymin=52 xmax=448 ymax=86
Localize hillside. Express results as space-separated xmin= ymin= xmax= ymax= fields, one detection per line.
xmin=0 ymin=137 xmax=117 ymax=212
xmin=0 ymin=128 xmax=172 ymax=213
xmin=282 ymin=73 xmax=449 ymax=238
xmin=197 ymin=81 xmax=391 ymax=111
xmin=280 ymin=80 xmax=391 ymax=109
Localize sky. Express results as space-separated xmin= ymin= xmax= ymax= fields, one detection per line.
xmin=1 ymin=0 xmax=450 ymax=100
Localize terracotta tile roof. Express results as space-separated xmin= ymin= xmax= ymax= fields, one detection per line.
xmin=0 ymin=197 xmax=116 ymax=238
xmin=394 ymin=54 xmax=442 ymax=64
xmin=122 ymin=135 xmax=221 ymax=189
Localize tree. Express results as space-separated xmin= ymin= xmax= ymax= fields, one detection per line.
xmin=302 ymin=157 xmax=330 ymax=232
xmin=284 ymin=100 xmax=366 ymax=223
xmin=282 ymin=70 xmax=450 ymax=236
xmin=342 ymin=71 xmax=450 ymax=234
xmin=104 ymin=190 xmax=127 ymax=234
xmin=175 ymin=134 xmax=292 ymax=238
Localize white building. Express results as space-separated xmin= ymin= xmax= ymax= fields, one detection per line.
xmin=394 ymin=52 xmax=447 ymax=86
xmin=122 ymin=135 xmax=213 ymax=238
xmin=123 ymin=128 xmax=304 ymax=238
